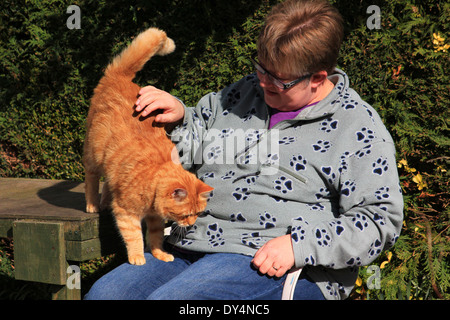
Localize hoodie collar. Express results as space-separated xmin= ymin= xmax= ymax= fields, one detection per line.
xmin=293 ymin=68 xmax=348 ymax=121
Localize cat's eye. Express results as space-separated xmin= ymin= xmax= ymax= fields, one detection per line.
xmin=181 ymin=212 xmax=200 ymax=219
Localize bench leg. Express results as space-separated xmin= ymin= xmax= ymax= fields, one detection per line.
xmin=13 ymin=220 xmax=81 ymax=300
xmin=50 ymin=283 xmax=81 ymax=300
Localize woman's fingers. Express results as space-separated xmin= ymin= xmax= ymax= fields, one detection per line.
xmin=251 ymin=235 xmax=295 ymax=278
xmin=135 ymin=86 xmax=184 ymax=123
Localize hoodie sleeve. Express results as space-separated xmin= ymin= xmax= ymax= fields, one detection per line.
xmin=169 ymin=91 xmax=221 ymax=170
xmin=290 ymin=139 xmax=404 ymax=269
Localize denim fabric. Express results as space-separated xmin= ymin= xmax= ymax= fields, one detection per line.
xmin=84 ymin=249 xmax=324 ymax=300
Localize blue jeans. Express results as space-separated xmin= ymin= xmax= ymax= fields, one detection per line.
xmin=84 ymin=247 xmax=324 ymax=300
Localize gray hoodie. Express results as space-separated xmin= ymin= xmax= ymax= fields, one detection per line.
xmin=167 ymin=69 xmax=404 ymax=299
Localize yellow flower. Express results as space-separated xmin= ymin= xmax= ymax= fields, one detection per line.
xmin=355 ymin=276 xmax=363 ymax=287
xmin=433 ymin=33 xmax=449 ymax=52
xmin=398 ymin=159 xmax=408 ymax=168
xmin=412 ymin=173 xmax=427 ymax=190
xmin=398 ymin=158 xmax=416 ymax=173
xmin=380 ymin=251 xmax=393 ymax=269
xmin=433 ymin=33 xmax=445 ymax=42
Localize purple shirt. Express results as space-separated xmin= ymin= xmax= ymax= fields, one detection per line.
xmin=268 ymin=101 xmax=320 ymax=129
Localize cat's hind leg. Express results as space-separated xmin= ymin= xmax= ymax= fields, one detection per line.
xmin=85 ymin=170 xmax=101 ymax=213
xmin=99 ymin=181 xmax=112 ymax=211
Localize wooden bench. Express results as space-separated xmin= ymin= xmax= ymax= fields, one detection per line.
xmin=0 ymin=178 xmax=124 ymax=300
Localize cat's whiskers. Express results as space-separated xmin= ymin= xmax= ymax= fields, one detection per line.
xmin=170 ymin=223 xmax=188 ymax=244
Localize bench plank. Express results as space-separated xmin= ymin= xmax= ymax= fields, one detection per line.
xmin=0 ymin=178 xmax=96 ymax=220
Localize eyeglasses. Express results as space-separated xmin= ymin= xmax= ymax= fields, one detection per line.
xmin=251 ymin=54 xmax=312 ymax=90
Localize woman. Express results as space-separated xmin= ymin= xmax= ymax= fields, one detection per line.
xmin=86 ymin=0 xmax=403 ymax=300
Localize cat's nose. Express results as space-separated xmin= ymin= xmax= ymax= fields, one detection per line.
xmin=177 ymin=221 xmax=189 ymax=227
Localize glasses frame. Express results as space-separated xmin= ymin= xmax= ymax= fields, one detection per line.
xmin=251 ymin=54 xmax=312 ymax=90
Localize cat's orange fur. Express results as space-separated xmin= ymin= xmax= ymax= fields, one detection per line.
xmin=83 ymin=28 xmax=213 ymax=265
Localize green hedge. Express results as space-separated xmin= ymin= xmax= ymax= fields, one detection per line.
xmin=0 ymin=0 xmax=448 ymax=299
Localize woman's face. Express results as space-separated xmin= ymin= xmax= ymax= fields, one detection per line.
xmin=256 ymin=62 xmax=331 ymax=111
xmin=257 ymin=67 xmax=314 ymax=111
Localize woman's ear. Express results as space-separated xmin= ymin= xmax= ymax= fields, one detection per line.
xmin=310 ymin=71 xmax=328 ymax=89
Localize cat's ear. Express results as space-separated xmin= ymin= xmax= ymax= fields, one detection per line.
xmin=197 ymin=182 xmax=214 ymax=199
xmin=172 ymin=188 xmax=188 ymax=201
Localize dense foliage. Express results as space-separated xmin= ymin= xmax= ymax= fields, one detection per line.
xmin=0 ymin=0 xmax=448 ymax=299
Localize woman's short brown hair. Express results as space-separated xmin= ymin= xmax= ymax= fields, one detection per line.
xmin=257 ymin=0 xmax=344 ymax=78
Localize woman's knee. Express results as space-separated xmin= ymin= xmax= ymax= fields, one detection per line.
xmin=84 ymin=273 xmax=122 ymax=300
xmin=84 ymin=254 xmax=156 ymax=300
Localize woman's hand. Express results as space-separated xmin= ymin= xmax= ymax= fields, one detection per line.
xmin=135 ymin=86 xmax=185 ymax=124
xmin=251 ymin=234 xmax=295 ymax=278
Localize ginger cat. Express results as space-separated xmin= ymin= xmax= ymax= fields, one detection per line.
xmin=83 ymin=28 xmax=213 ymax=265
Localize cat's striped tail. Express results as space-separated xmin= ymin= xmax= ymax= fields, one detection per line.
xmin=105 ymin=28 xmax=175 ymax=80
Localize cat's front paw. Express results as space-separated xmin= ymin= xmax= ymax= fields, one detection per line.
xmin=153 ymin=250 xmax=174 ymax=262
xmin=128 ymin=254 xmax=146 ymax=265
